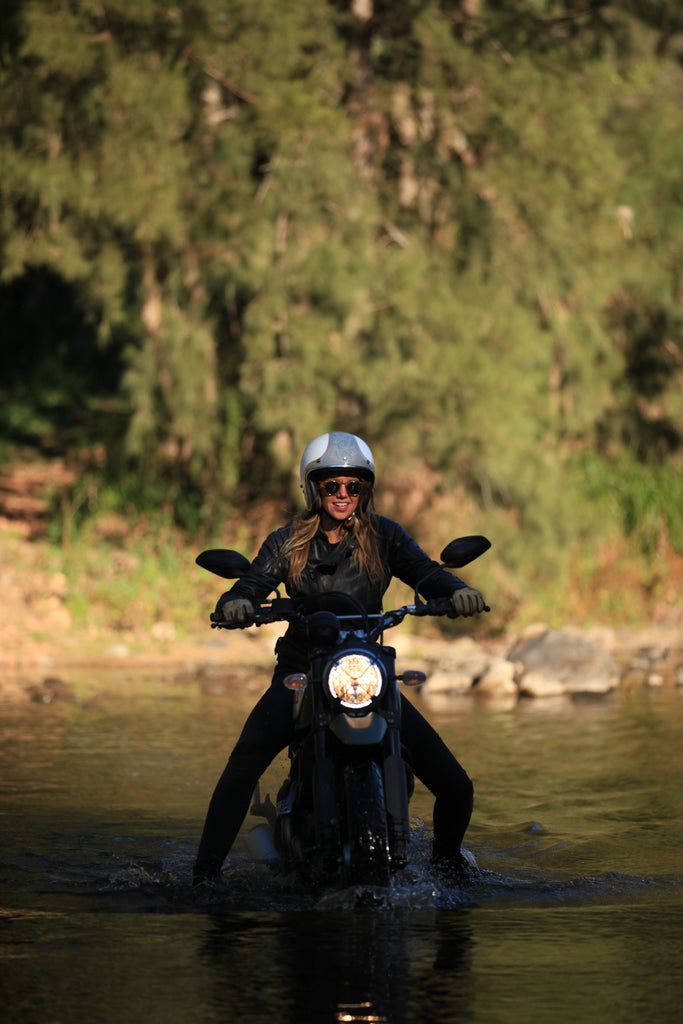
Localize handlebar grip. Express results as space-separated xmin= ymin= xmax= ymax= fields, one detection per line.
xmin=421 ymin=598 xmax=453 ymax=616
xmin=422 ymin=598 xmax=491 ymax=617
xmin=210 ymin=614 xmax=254 ymax=629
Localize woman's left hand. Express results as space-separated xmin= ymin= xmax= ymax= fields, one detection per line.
xmin=449 ymin=587 xmax=486 ymax=617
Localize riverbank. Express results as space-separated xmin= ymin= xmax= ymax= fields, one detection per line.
xmin=2 ymin=512 xmax=682 ymax=703
xmin=2 ymin=590 xmax=681 ymax=705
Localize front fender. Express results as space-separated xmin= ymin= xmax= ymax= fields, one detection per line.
xmin=329 ymin=712 xmax=387 ymax=746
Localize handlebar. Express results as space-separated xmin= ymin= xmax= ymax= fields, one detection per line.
xmin=211 ymin=595 xmax=489 ymax=633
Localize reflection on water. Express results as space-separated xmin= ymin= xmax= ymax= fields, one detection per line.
xmin=1 ymin=670 xmax=682 ymax=1023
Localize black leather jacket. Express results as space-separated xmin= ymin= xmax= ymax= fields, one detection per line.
xmin=220 ymin=515 xmax=465 ymax=653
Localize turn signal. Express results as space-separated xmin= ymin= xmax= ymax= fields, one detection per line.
xmin=400 ymin=670 xmax=426 ymax=687
xmin=283 ymin=673 xmax=308 ymax=690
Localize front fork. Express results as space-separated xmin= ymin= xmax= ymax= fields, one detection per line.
xmin=382 ymin=678 xmax=410 ymax=868
xmin=309 ymin=678 xmax=341 ymax=874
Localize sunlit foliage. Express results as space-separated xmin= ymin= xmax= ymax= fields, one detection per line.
xmin=1 ymin=1 xmax=682 ymax=618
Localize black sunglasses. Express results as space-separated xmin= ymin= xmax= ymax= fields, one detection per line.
xmin=320 ymin=479 xmax=364 ymax=497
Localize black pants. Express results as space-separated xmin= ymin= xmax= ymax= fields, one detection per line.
xmin=194 ymin=676 xmax=473 ymax=874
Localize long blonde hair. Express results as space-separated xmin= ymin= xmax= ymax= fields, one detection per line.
xmin=283 ymin=491 xmax=387 ymax=592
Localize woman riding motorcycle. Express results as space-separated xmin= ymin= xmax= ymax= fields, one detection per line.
xmin=193 ymin=432 xmax=486 ymax=885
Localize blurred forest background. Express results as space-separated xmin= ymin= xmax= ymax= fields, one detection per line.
xmin=1 ymin=0 xmax=682 ymax=642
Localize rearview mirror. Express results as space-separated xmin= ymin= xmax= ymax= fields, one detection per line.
xmin=440 ymin=535 xmax=491 ymax=568
xmin=195 ymin=549 xmax=251 ymax=579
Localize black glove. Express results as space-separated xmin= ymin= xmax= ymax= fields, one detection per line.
xmin=214 ymin=596 xmax=255 ymax=623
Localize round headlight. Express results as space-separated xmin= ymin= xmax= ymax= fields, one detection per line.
xmin=327 ymin=652 xmax=383 ymax=709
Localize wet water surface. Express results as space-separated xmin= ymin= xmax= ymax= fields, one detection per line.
xmin=1 ymin=669 xmax=682 ymax=1023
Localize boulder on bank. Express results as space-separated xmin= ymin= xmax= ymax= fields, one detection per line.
xmin=421 ymin=636 xmax=518 ymax=701
xmin=420 ymin=637 xmax=492 ymax=697
xmin=508 ymin=628 xmax=620 ymax=698
xmin=473 ymin=656 xmax=518 ymax=696
xmin=420 ymin=627 xmax=621 ymax=700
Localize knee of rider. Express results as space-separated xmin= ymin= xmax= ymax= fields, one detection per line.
xmin=441 ymin=774 xmax=473 ymax=806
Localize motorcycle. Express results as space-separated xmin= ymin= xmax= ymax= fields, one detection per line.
xmin=196 ymin=534 xmax=490 ymax=888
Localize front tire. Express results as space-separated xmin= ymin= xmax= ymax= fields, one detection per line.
xmin=343 ymin=760 xmax=391 ymax=887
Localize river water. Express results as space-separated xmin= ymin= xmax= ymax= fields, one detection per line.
xmin=1 ymin=666 xmax=682 ymax=1023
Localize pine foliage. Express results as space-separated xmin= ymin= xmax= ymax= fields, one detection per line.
xmin=1 ymin=0 xmax=682 ymax=619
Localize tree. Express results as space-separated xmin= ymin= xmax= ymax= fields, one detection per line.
xmin=1 ymin=0 xmax=682 ymax=606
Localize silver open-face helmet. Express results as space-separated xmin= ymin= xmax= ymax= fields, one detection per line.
xmin=299 ymin=432 xmax=375 ymax=509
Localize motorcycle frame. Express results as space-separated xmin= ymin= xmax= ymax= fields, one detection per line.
xmin=282 ymin=637 xmax=411 ymax=879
